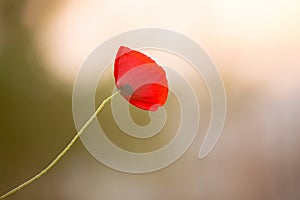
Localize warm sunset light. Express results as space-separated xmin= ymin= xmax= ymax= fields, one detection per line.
xmin=1 ymin=0 xmax=300 ymax=199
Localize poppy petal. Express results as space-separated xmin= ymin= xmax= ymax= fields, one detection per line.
xmin=114 ymin=46 xmax=156 ymax=86
xmin=129 ymin=83 xmax=168 ymax=111
xmin=114 ymin=46 xmax=169 ymax=111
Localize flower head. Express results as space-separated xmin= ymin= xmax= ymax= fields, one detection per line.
xmin=114 ymin=46 xmax=168 ymax=111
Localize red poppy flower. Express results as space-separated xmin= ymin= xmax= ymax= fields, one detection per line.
xmin=114 ymin=46 xmax=168 ymax=111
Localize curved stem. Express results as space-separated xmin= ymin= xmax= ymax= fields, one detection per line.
xmin=0 ymin=91 xmax=119 ymax=199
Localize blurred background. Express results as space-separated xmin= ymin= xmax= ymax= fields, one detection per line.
xmin=1 ymin=0 xmax=300 ymax=199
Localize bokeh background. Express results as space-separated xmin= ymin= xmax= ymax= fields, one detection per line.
xmin=1 ymin=0 xmax=300 ymax=199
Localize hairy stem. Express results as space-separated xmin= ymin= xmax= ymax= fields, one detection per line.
xmin=0 ymin=91 xmax=119 ymax=199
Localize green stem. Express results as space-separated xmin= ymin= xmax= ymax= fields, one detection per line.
xmin=0 ymin=91 xmax=119 ymax=199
